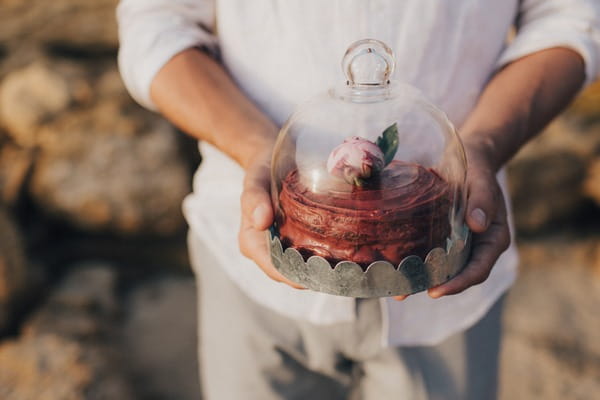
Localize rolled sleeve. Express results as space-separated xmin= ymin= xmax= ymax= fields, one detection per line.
xmin=497 ymin=0 xmax=600 ymax=85
xmin=117 ymin=0 xmax=217 ymax=111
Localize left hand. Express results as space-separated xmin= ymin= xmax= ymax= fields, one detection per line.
xmin=394 ymin=140 xmax=511 ymax=300
xmin=238 ymin=147 xmax=306 ymax=289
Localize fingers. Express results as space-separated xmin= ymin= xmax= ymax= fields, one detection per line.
xmin=238 ymin=210 xmax=305 ymax=290
xmin=465 ymin=168 xmax=501 ymax=233
xmin=241 ymin=160 xmax=273 ymax=230
xmin=428 ymin=195 xmax=510 ymax=298
xmin=241 ymin=187 xmax=273 ymax=230
xmin=239 ymin=151 xmax=303 ymax=289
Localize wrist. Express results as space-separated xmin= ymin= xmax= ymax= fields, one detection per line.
xmin=236 ymin=123 xmax=278 ymax=170
xmin=460 ymin=132 xmax=504 ymax=175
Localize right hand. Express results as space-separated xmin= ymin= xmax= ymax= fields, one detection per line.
xmin=238 ymin=149 xmax=305 ymax=289
xmin=426 ymin=142 xmax=510 ymax=299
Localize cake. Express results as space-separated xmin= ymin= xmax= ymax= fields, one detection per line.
xmin=276 ymin=160 xmax=452 ymax=268
xmin=268 ymin=39 xmax=468 ymax=296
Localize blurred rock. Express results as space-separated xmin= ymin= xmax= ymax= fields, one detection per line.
xmin=567 ymin=79 xmax=600 ymax=124
xmin=508 ymin=149 xmax=587 ymax=233
xmin=526 ymin=118 xmax=600 ymax=159
xmin=24 ymin=263 xmax=118 ymax=340
xmin=0 ymin=208 xmax=32 ymax=333
xmin=96 ymin=67 xmax=127 ymax=99
xmin=0 ymin=141 xmax=33 ymax=205
xmin=30 ymin=116 xmax=190 ymax=235
xmin=507 ymin=118 xmax=600 ymax=233
xmin=0 ymin=61 xmax=93 ymax=147
xmin=0 ymin=46 xmax=43 ymax=81
xmin=508 ymin=238 xmax=600 ymax=357
xmin=0 ymin=263 xmax=134 ymax=399
xmin=500 ymin=237 xmax=600 ymax=399
xmin=0 ymin=59 xmax=191 ymax=235
xmin=593 ymin=242 xmax=600 ymax=280
xmin=0 ymin=334 xmax=133 ymax=400
xmin=584 ymin=157 xmax=600 ymax=206
xmin=0 ymin=0 xmax=119 ymax=51
xmin=501 ymin=333 xmax=600 ymax=400
xmin=120 ymin=277 xmax=201 ymax=399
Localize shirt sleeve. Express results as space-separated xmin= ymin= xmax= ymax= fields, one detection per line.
xmin=496 ymin=0 xmax=600 ymax=85
xmin=117 ymin=0 xmax=217 ymax=111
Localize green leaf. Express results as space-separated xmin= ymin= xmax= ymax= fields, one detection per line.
xmin=376 ymin=122 xmax=399 ymax=166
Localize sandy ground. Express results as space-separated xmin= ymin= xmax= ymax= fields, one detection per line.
xmin=499 ymin=237 xmax=600 ymax=400
xmin=118 ymin=236 xmax=600 ymax=400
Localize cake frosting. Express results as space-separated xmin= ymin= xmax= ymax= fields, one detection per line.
xmin=277 ymin=160 xmax=452 ymax=267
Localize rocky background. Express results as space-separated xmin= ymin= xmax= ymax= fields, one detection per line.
xmin=0 ymin=1 xmax=599 ymax=399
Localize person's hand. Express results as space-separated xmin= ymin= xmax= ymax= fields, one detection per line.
xmin=238 ymin=148 xmax=305 ymax=289
xmin=394 ymin=140 xmax=511 ymax=301
xmin=394 ymin=47 xmax=585 ymax=302
xmin=427 ymin=140 xmax=511 ymax=298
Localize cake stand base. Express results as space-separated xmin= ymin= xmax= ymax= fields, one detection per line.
xmin=267 ymin=226 xmax=471 ymax=298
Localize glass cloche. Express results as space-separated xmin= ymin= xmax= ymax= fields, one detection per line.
xmin=268 ymin=39 xmax=470 ymax=298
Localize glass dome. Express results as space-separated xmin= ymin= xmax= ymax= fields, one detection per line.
xmin=270 ymin=39 xmax=467 ymax=274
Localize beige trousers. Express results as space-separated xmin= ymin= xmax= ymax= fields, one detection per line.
xmin=189 ymin=232 xmax=504 ymax=400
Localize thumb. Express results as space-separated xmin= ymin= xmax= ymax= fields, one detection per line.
xmin=241 ymin=160 xmax=274 ymax=230
xmin=465 ymin=169 xmax=500 ymax=233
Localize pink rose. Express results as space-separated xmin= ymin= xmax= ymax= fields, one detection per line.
xmin=326 ymin=136 xmax=385 ymax=185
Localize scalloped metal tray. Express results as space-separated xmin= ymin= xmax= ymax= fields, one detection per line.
xmin=268 ymin=226 xmax=471 ymax=298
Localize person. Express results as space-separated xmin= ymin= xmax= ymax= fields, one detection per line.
xmin=117 ymin=1 xmax=600 ymax=399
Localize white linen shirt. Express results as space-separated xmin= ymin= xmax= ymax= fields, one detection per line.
xmin=117 ymin=0 xmax=600 ymax=346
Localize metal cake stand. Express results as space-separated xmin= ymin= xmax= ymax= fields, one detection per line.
xmin=268 ymin=226 xmax=471 ymax=298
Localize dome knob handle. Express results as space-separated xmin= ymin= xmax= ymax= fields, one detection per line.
xmin=342 ymin=39 xmax=395 ymax=88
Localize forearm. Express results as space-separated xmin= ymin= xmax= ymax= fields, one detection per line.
xmin=460 ymin=47 xmax=586 ymax=172
xmin=150 ymin=48 xmax=277 ymax=169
